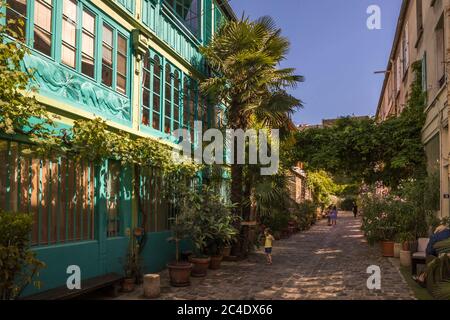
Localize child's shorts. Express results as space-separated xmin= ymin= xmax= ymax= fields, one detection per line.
xmin=265 ymin=247 xmax=272 ymax=254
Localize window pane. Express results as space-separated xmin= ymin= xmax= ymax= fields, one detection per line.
xmin=102 ymin=66 xmax=113 ymax=87
xmin=82 ymin=55 xmax=95 ymax=78
xmin=153 ymin=95 xmax=160 ymax=113
xmin=143 ymin=88 xmax=150 ymax=108
xmin=34 ymin=29 xmax=52 ymax=56
xmin=63 ymin=0 xmax=77 ymax=21
xmin=142 ymin=107 xmax=150 ymax=126
xmin=34 ymin=0 xmax=52 ymax=31
xmin=118 ymin=35 xmax=127 ymax=54
xmin=103 ymin=24 xmax=113 ymax=46
xmin=117 ymin=74 xmax=126 ymax=94
xmin=153 ymin=114 xmax=160 ymax=130
xmin=117 ymin=54 xmax=126 ymax=75
xmin=61 ymin=44 xmax=76 ymax=68
xmin=83 ymin=10 xmax=95 ymax=34
xmin=6 ymin=0 xmax=27 ymax=39
xmin=102 ymin=45 xmax=113 ymax=67
xmin=143 ymin=69 xmax=150 ymax=89
xmin=62 ymin=19 xmax=76 ymax=46
xmin=82 ymin=32 xmax=95 ymax=58
xmin=9 ymin=0 xmax=27 ymax=14
xmin=154 ymin=76 xmax=160 ymax=93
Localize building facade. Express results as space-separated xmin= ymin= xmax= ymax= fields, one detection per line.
xmin=0 ymin=0 xmax=235 ymax=296
xmin=376 ymin=0 xmax=449 ymax=219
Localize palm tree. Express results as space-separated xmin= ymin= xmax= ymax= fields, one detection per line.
xmin=200 ymin=16 xmax=303 ymax=225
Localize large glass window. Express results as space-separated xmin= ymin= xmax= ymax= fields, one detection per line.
xmin=182 ymin=77 xmax=189 ymax=138
xmin=4 ymin=0 xmax=129 ymax=98
xmin=102 ymin=24 xmax=114 ymax=88
xmin=153 ymin=55 xmax=162 ymax=130
xmin=173 ymin=70 xmax=180 ymax=131
xmin=81 ymin=9 xmax=96 ymax=78
xmin=165 ymin=0 xmax=199 ymax=36
xmin=117 ymin=34 xmax=128 ymax=94
xmin=6 ymin=0 xmax=27 ymax=40
xmin=61 ymin=0 xmax=78 ymax=68
xmin=33 ymin=0 xmax=53 ymax=56
xmin=164 ymin=64 xmax=172 ymax=134
xmin=142 ymin=53 xmax=151 ymax=126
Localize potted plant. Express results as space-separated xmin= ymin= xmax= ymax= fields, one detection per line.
xmin=379 ymin=226 xmax=396 ymax=257
xmin=206 ymin=211 xmax=238 ymax=270
xmin=182 ymin=186 xmax=238 ymax=276
xmin=122 ymin=236 xmax=142 ymax=293
xmin=167 ymin=214 xmax=193 ymax=287
xmin=361 ymin=195 xmax=399 ymax=257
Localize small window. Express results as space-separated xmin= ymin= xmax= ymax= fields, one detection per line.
xmin=33 ymin=0 xmax=53 ymax=56
xmin=102 ymin=24 xmax=114 ymax=87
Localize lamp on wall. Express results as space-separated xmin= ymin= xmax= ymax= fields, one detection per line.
xmin=374 ymin=70 xmax=391 ymax=74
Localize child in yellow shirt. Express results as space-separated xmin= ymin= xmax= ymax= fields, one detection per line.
xmin=264 ymin=228 xmax=275 ymax=265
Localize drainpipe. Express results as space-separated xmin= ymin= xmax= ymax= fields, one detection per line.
xmin=446 ymin=5 xmax=450 ymax=219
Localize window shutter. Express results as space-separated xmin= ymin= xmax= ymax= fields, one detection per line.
xmin=422 ymin=52 xmax=427 ymax=93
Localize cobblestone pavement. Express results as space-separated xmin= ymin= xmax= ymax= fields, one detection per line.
xmin=116 ymin=212 xmax=415 ymax=300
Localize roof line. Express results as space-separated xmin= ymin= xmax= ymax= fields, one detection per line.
xmin=217 ymin=0 xmax=237 ymax=21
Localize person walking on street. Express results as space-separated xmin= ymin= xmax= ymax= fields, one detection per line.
xmin=352 ymin=203 xmax=358 ymax=218
xmin=330 ymin=206 xmax=338 ymax=226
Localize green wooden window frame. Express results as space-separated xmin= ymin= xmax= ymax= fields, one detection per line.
xmin=115 ymin=0 xmax=135 ymax=14
xmin=141 ymin=50 xmax=164 ymax=131
xmin=3 ymin=0 xmax=131 ymax=97
xmin=213 ymin=0 xmax=225 ymax=33
xmin=164 ymin=63 xmax=173 ymax=134
xmin=163 ymin=0 xmax=200 ymax=37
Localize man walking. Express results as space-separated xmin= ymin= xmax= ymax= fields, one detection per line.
xmin=352 ymin=203 xmax=358 ymax=218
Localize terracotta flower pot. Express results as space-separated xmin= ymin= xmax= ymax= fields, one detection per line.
xmin=222 ymin=247 xmax=232 ymax=257
xmin=400 ymin=250 xmax=412 ymax=267
xmin=167 ymin=262 xmax=192 ymax=287
xmin=381 ymin=241 xmax=395 ymax=257
xmin=121 ymin=277 xmax=135 ymax=292
xmin=189 ymin=256 xmax=211 ymax=277
xmin=209 ymin=255 xmax=223 ymax=270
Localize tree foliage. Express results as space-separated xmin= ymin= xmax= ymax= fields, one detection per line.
xmin=0 ymin=211 xmax=45 ymax=300
xmin=294 ymin=61 xmax=426 ymax=189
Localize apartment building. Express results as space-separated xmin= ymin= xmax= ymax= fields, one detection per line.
xmin=376 ymin=0 xmax=449 ymax=218
xmin=0 ymin=0 xmax=235 ymax=296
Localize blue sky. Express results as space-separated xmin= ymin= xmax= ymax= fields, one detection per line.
xmin=229 ymin=0 xmax=402 ymax=125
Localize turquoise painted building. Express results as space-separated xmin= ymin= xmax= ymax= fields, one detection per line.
xmin=0 ymin=0 xmax=235 ymax=296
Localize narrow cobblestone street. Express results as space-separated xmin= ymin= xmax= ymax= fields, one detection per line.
xmin=116 ymin=212 xmax=415 ymax=300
